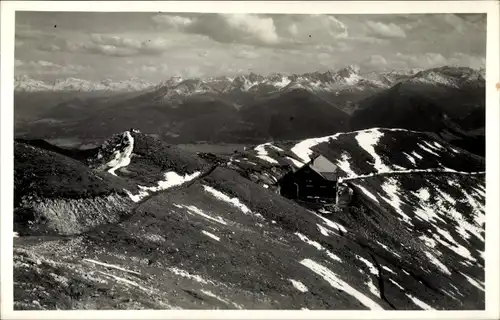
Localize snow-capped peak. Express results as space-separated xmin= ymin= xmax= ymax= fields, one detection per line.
xmin=407 ymin=66 xmax=485 ymax=88
xmin=15 ymin=75 xmax=155 ymax=92
xmin=91 ymin=130 xmax=136 ymax=175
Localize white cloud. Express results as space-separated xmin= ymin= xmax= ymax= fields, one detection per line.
xmin=274 ymin=14 xmax=349 ymax=44
xmin=154 ymin=13 xmax=280 ymax=46
xmin=366 ymin=55 xmax=388 ymax=66
xmin=152 ymin=15 xmax=193 ymax=29
xmin=448 ymin=53 xmax=485 ymax=69
xmin=141 ymin=65 xmax=157 ymax=73
xmin=37 ymin=33 xmax=172 ymax=57
xmin=235 ymin=49 xmax=260 ymax=59
xmin=365 ymin=21 xmax=406 ymax=38
xmin=390 ymin=52 xmax=484 ymax=70
xmin=15 ymin=59 xmax=90 ymax=75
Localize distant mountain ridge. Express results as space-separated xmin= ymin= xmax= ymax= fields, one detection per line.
xmin=14 ymin=65 xmax=485 ymax=156
xmin=15 ymin=65 xmax=484 ymax=94
xmin=15 ymin=75 xmax=155 ymax=93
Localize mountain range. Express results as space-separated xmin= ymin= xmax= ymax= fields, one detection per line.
xmin=12 ymin=60 xmax=487 ymax=310
xmin=14 ymin=65 xmax=486 ymax=158
xmin=15 ymin=75 xmax=155 ymax=93
xmin=15 ymin=65 xmax=485 ymax=95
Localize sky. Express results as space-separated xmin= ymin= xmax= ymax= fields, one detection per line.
xmin=14 ymin=12 xmax=486 ymax=82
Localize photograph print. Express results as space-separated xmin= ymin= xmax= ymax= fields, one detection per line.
xmin=11 ymin=8 xmax=488 ymax=312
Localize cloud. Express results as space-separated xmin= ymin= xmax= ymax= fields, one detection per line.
xmin=448 ymin=53 xmax=485 ymax=69
xmin=151 ymin=15 xmax=193 ymax=29
xmin=141 ymin=65 xmax=158 ymax=73
xmin=39 ymin=43 xmax=61 ymax=52
xmin=152 ymin=13 xmax=350 ymax=47
xmin=366 ymin=55 xmax=388 ymax=66
xmin=15 ymin=28 xmax=47 ymax=40
xmin=38 ymin=34 xmax=172 ymax=57
xmin=159 ymin=14 xmax=279 ymax=45
xmin=235 ymin=49 xmax=260 ymax=59
xmin=153 ymin=13 xmax=280 ymax=46
xmin=390 ymin=52 xmax=484 ymax=70
xmin=274 ymin=14 xmax=349 ymax=44
xmin=15 ymin=13 xmax=486 ymax=81
xmin=84 ymin=34 xmax=171 ymax=56
xmin=365 ymin=21 xmax=406 ymax=38
xmin=15 ymin=59 xmax=90 ymax=75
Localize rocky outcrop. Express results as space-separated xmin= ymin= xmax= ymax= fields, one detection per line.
xmin=15 ymin=193 xmax=132 ymax=236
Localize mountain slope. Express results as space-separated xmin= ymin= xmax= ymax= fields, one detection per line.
xmin=350 ymin=67 xmax=485 ymax=156
xmin=238 ymin=89 xmax=350 ymax=141
xmin=13 ymin=128 xmax=485 ymax=310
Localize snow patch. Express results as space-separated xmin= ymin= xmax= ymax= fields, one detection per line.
xmin=312 ymin=210 xmax=347 ymax=234
xmin=418 ymin=143 xmax=440 ymax=157
xmin=459 ymin=272 xmax=484 ymax=291
xmin=105 ymin=131 xmax=134 ymax=176
xmin=355 ymin=129 xmax=391 ymax=173
xmin=125 ymin=171 xmax=201 ymax=202
xmin=176 ymin=204 xmax=228 ymax=225
xmin=417 ymin=188 xmax=431 ymax=201
xmin=98 ymin=271 xmax=151 ymax=293
xmin=406 ymin=294 xmax=435 ymax=310
xmin=414 ymin=184 xmax=484 ymax=243
xmin=411 ymin=151 xmax=423 ymax=160
xmin=355 ymin=255 xmax=379 ymax=276
xmin=366 ymin=278 xmax=380 ymax=297
xmin=168 ymin=267 xmax=212 ymax=285
xmin=380 ymin=178 xmax=413 ymax=226
xmin=432 ymin=141 xmax=446 ymax=150
xmin=376 ymin=241 xmax=402 ymax=258
xmin=403 ymin=152 xmax=417 ymax=166
xmin=124 ymin=189 xmax=149 ymax=203
xmin=286 ymin=156 xmax=304 ymax=168
xmin=295 ymin=233 xmax=342 ymax=262
xmin=257 ymin=155 xmax=279 ymax=164
xmin=202 ymin=230 xmax=220 ymax=241
xmin=382 ymin=266 xmax=396 ymax=275
xmin=200 ymin=290 xmax=241 ymax=308
xmin=424 ymin=251 xmax=451 ymax=275
xmin=419 ymin=235 xmax=438 ymax=248
xmin=300 ymin=259 xmax=384 ymax=310
xmin=291 ymin=136 xmax=336 ymax=164
xmin=203 ymin=185 xmax=252 ymax=214
xmin=336 ymin=153 xmax=357 ymax=179
xmin=289 ymin=279 xmax=309 ymax=292
xmin=353 ymin=184 xmax=379 ymax=203
xmin=317 ymin=224 xmax=336 ymax=236
xmin=254 ymin=143 xmax=279 ymax=164
xmin=142 ymin=171 xmax=201 ymax=193
xmin=389 ymin=278 xmax=404 ymax=291
xmin=83 ymin=259 xmax=141 ymax=275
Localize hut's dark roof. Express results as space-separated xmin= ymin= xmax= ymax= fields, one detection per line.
xmin=317 ymin=172 xmax=338 ymax=182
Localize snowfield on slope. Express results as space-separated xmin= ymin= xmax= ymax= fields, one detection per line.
xmin=125 ymin=171 xmax=201 ymax=202
xmin=103 ymin=131 xmax=135 ymax=176
xmin=288 ymin=128 xmax=482 ymax=180
xmin=348 ymin=172 xmax=485 ymax=294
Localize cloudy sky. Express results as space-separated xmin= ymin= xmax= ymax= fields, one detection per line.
xmin=15 ymin=12 xmax=486 ymax=82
